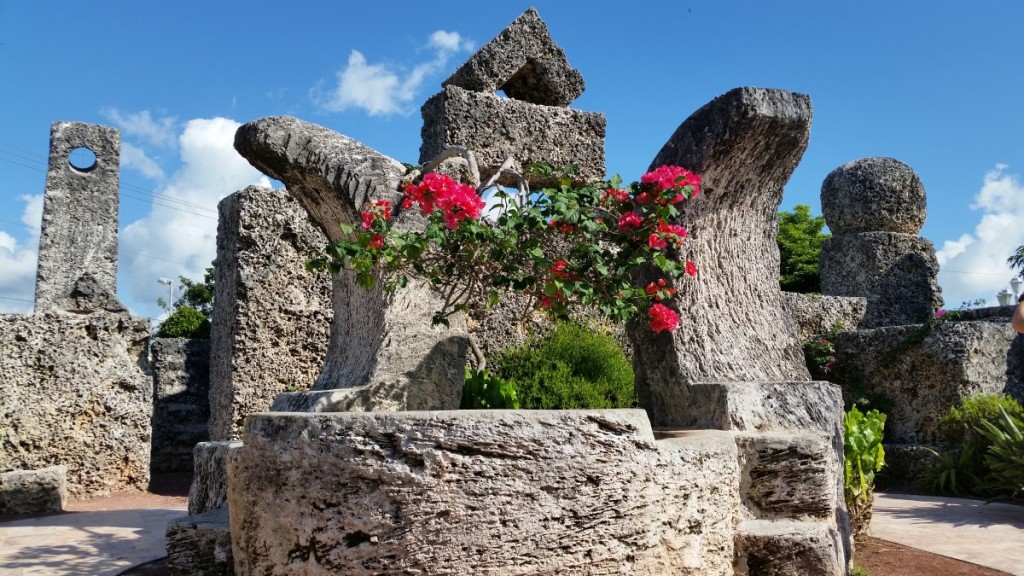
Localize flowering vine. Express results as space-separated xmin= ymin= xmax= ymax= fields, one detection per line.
xmin=308 ymin=150 xmax=700 ymax=334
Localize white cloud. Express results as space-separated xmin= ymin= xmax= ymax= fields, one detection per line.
xmin=120 ymin=142 xmax=166 ymax=180
xmin=937 ymin=165 xmax=1024 ymax=307
xmin=101 ymin=109 xmax=178 ymax=148
xmin=119 ymin=117 xmax=272 ymax=318
xmin=318 ymin=30 xmax=473 ymax=116
xmin=0 ymin=195 xmax=42 ymax=313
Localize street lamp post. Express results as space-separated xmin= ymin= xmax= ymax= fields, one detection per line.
xmin=158 ymin=277 xmax=174 ymax=313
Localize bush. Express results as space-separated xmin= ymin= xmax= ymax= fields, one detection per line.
xmin=461 ymin=368 xmax=520 ymax=409
xmin=844 ymin=406 xmax=886 ymax=538
xmin=156 ymin=306 xmax=211 ymax=339
xmin=938 ymin=394 xmax=1024 ymax=449
xmin=491 ymin=322 xmax=636 ymax=409
xmin=976 ymin=406 xmax=1024 ymax=500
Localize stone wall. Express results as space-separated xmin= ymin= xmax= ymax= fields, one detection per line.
xmin=229 ymin=411 xmax=741 ymax=576
xmin=208 ymin=186 xmax=333 ymax=441
xmin=151 ymin=338 xmax=211 ymax=472
xmin=831 ymin=317 xmax=1017 ymax=444
xmin=782 ymin=292 xmax=867 ymax=342
xmin=0 ymin=312 xmax=151 ymax=497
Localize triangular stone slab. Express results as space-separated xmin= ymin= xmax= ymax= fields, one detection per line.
xmin=443 ymin=8 xmax=585 ymax=107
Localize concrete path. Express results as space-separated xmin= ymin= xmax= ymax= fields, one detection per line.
xmin=0 ymin=507 xmax=184 ymax=576
xmin=873 ymin=493 xmax=1024 ymax=575
xmin=0 ymin=493 xmax=1020 ymax=574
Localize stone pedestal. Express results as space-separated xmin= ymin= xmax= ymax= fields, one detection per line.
xmin=819 ymin=157 xmax=942 ymax=327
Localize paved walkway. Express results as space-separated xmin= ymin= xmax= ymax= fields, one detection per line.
xmin=873 ymin=493 xmax=1024 ymax=575
xmin=0 ymin=493 xmax=1021 ymax=574
xmin=0 ymin=507 xmax=184 ymax=576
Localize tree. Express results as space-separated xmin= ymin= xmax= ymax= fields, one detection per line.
xmin=155 ymin=266 xmax=214 ymax=339
xmin=1008 ymin=246 xmax=1024 ymax=278
xmin=777 ymin=204 xmax=830 ymax=293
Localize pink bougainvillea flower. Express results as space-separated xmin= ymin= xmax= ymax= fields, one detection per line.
xmin=641 ymin=165 xmax=702 ymax=198
xmin=403 ymin=173 xmax=483 ymax=228
xmin=360 ymin=199 xmax=392 ymax=229
xmin=617 ymin=212 xmax=644 ymax=233
xmin=368 ymin=234 xmax=384 ymax=249
xmin=686 ymin=261 xmax=698 ymax=277
xmin=648 ymin=234 xmax=668 ymax=250
xmin=635 ymin=192 xmax=650 ymax=205
xmin=648 ymin=303 xmax=679 ymax=333
xmin=645 ymin=282 xmax=658 ymax=295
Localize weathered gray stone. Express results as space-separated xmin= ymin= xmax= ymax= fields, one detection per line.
xmin=443 ymin=8 xmax=585 ymax=106
xmin=832 ymin=319 xmax=1016 ymax=443
xmin=189 ymin=441 xmax=241 ymax=517
xmin=782 ymin=291 xmax=866 ymax=341
xmin=0 ymin=466 xmax=66 ymax=516
xmin=735 ymin=433 xmax=835 ymax=519
xmin=734 ymin=520 xmax=844 ymax=575
xmin=0 ymin=311 xmax=151 ymax=497
xmin=229 ymin=411 xmax=740 ymax=575
xmin=821 ymin=157 xmax=927 ymax=235
xmin=234 ymin=117 xmax=468 ymax=414
xmin=167 ymin=507 xmax=234 ymax=576
xmin=208 ymin=186 xmax=332 ymax=440
xmin=151 ymin=338 xmax=211 ymax=473
xmin=629 ymin=87 xmax=814 ymax=428
xmin=420 ymin=85 xmax=606 ymax=187
xmin=34 ymin=122 xmax=121 ymax=313
xmin=820 ymin=231 xmax=942 ymax=328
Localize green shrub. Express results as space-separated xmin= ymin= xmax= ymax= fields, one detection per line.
xmin=913 ymin=445 xmax=978 ymax=497
xmin=155 ymin=306 xmax=210 ymax=339
xmin=939 ymin=394 xmax=1024 ymax=448
xmin=976 ymin=406 xmax=1024 ymax=500
xmin=844 ymin=406 xmax=886 ymax=538
xmin=491 ymin=322 xmax=636 ymax=409
xmin=461 ymin=368 xmax=520 ymax=409
xmin=922 ymin=394 xmax=1024 ymax=496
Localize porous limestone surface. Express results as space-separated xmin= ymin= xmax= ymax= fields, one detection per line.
xmin=34 ymin=122 xmax=121 ymax=313
xmin=734 ymin=519 xmax=845 ymax=575
xmin=821 ymin=157 xmax=927 ymax=235
xmin=832 ymin=319 xmax=1016 ymax=443
xmin=189 ymin=441 xmax=241 ymax=516
xmin=628 ymin=87 xmax=814 ymax=429
xmin=735 ymin=432 xmax=835 ymax=520
xmin=167 ymin=507 xmax=234 ymax=576
xmin=782 ymin=292 xmax=866 ymax=341
xmin=0 ymin=465 xmax=66 ymax=516
xmin=0 ymin=311 xmax=151 ymax=497
xmin=419 ymin=85 xmax=606 ymax=187
xmin=151 ymin=338 xmax=211 ymax=472
xmin=234 ymin=118 xmax=468 ymax=415
xmin=229 ymin=410 xmax=740 ymax=576
xmin=443 ymin=8 xmax=585 ymax=106
xmin=208 ymin=186 xmax=332 ymax=440
xmin=820 ymin=231 xmax=942 ymax=328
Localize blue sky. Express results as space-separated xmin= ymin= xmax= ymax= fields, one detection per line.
xmin=1 ymin=1 xmax=1022 ymax=318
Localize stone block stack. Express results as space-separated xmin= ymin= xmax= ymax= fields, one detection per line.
xmin=419 ymin=7 xmax=605 ymax=187
xmin=819 ymin=157 xmax=943 ymax=327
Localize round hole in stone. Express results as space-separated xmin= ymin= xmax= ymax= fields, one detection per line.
xmin=68 ymin=147 xmax=98 ymax=172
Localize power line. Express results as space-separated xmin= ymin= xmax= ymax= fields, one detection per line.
xmin=0 ymin=295 xmax=33 ymax=304
xmin=0 ymin=144 xmax=220 ymax=219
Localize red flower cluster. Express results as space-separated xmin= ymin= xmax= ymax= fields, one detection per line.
xmin=641 ymin=165 xmax=702 ymax=202
xmin=550 ymin=260 xmax=578 ymax=281
xmin=403 ymin=173 xmax=485 ymax=229
xmin=549 ymin=219 xmax=577 ymax=233
xmin=645 ymin=278 xmax=677 ymax=301
xmin=360 ymin=199 xmax=392 ymax=230
xmin=648 ymin=221 xmax=689 ymax=251
xmin=648 ymin=303 xmax=679 ymax=333
xmin=617 ymin=212 xmax=644 ymax=233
